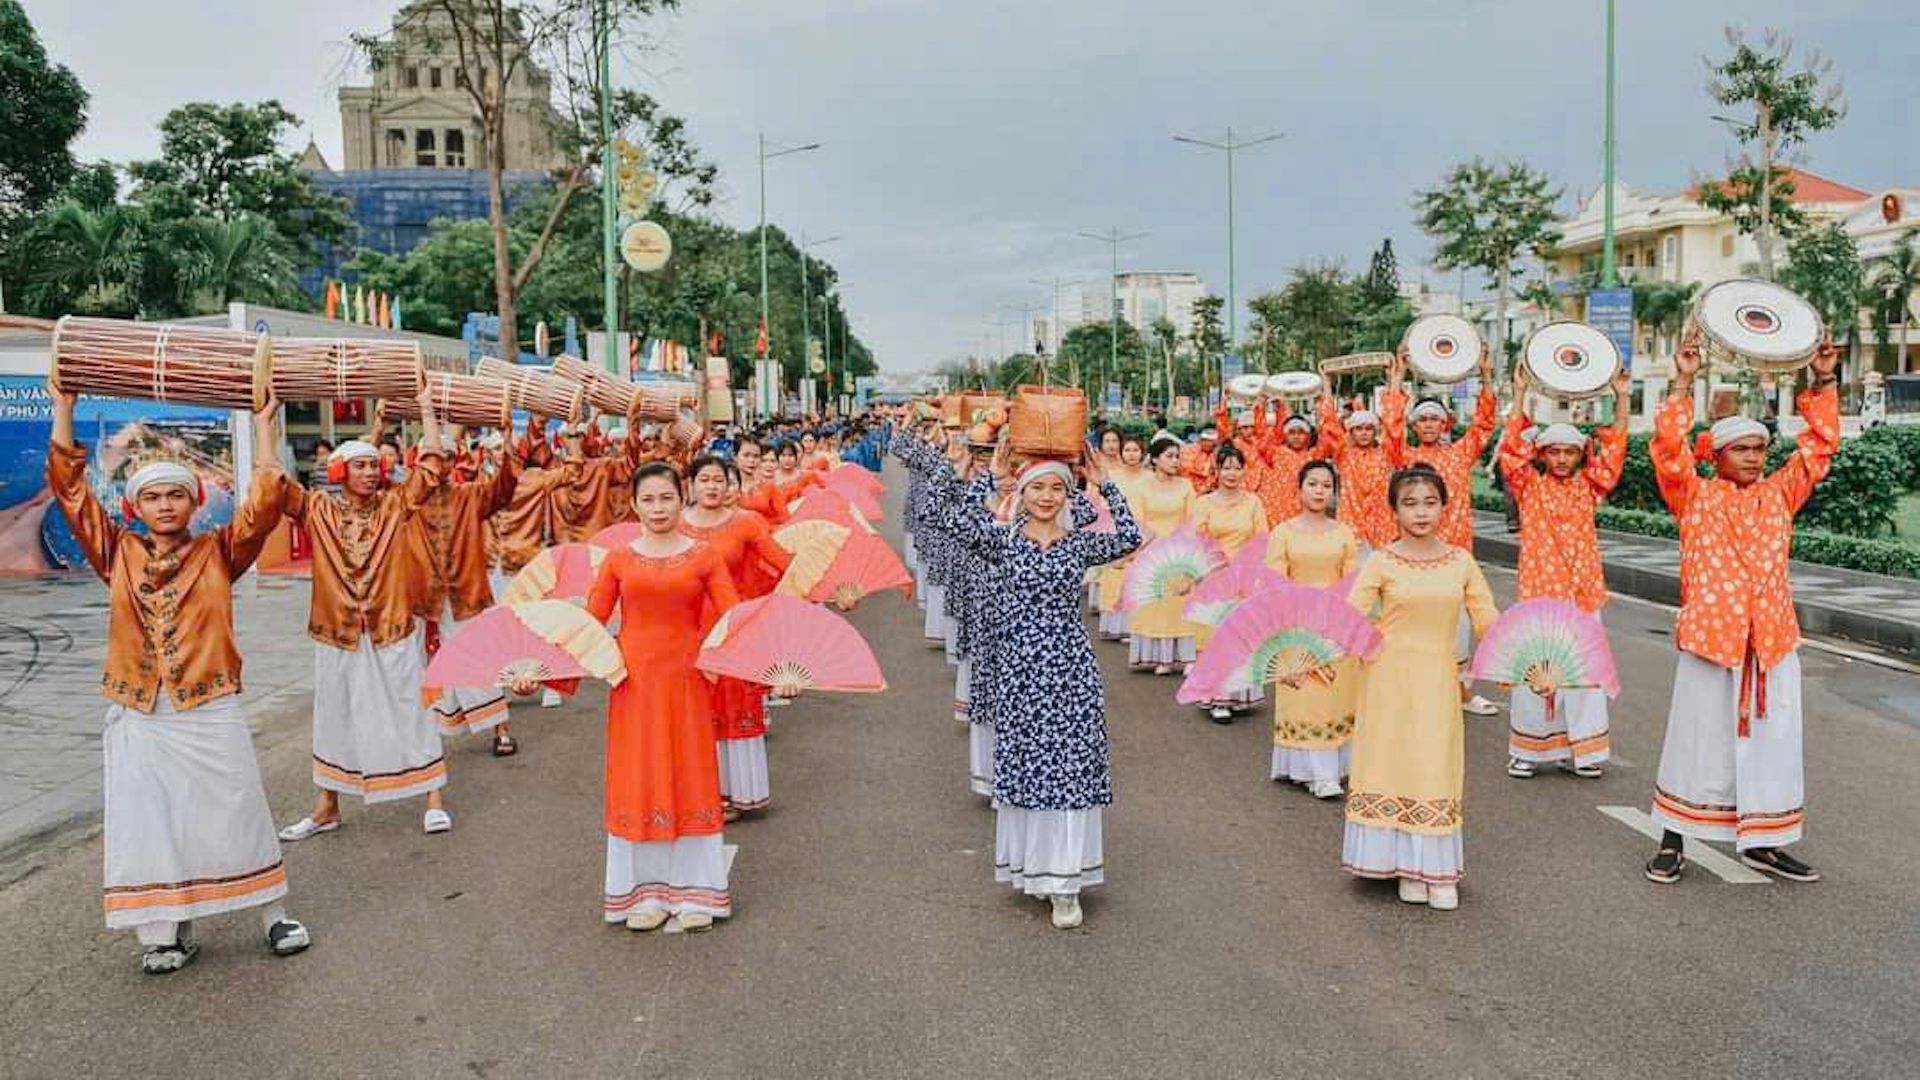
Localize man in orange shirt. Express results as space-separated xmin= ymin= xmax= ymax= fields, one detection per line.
xmin=1496 ymin=366 xmax=1630 ymax=780
xmin=1643 ymin=330 xmax=1840 ymax=885
xmin=48 ymin=387 xmax=311 ymax=974
xmin=1181 ymin=429 xmax=1220 ymax=494
xmin=1320 ymin=397 xmax=1396 ymax=550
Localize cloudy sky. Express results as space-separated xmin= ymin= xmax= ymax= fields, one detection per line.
xmin=29 ymin=0 xmax=1920 ymax=370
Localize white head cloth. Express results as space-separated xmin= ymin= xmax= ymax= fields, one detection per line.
xmin=1282 ymin=415 xmax=1312 ymax=433
xmin=124 ymin=461 xmax=197 ymax=501
xmin=1016 ymin=460 xmax=1074 ymax=492
xmin=1535 ymin=423 xmax=1587 ymax=448
xmin=1710 ymin=416 xmax=1769 ymax=451
xmin=1410 ymin=400 xmax=1451 ymax=422
xmin=1343 ymin=410 xmax=1379 ymax=430
xmin=1148 ymin=430 xmax=1183 ymax=455
xmin=330 ymin=440 xmax=379 ymax=464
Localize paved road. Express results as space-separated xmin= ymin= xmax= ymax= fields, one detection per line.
xmin=3 ymin=464 xmax=1919 ymax=1079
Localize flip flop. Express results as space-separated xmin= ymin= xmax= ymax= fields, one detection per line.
xmin=277 ymin=817 xmax=341 ymax=842
xmin=423 ymin=808 xmax=453 ymax=834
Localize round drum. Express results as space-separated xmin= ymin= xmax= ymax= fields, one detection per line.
xmin=1264 ymin=371 xmax=1322 ymax=400
xmin=1402 ymin=314 xmax=1481 ymax=383
xmin=1522 ymin=321 xmax=1621 ymax=401
xmin=1695 ymin=279 xmax=1822 ymax=373
xmin=1227 ymin=374 xmax=1267 ymax=401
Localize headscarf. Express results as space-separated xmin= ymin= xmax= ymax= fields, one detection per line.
xmin=329 ymin=440 xmax=380 ymax=464
xmin=1410 ymin=399 xmax=1451 ymax=422
xmin=1343 ymin=410 xmax=1379 ymax=430
xmin=1710 ymin=416 xmax=1769 ymax=452
xmin=1282 ymin=415 xmax=1313 ymax=434
xmin=124 ymin=461 xmax=199 ymax=503
xmin=1535 ymin=423 xmax=1587 ymax=449
xmin=1015 ymin=460 xmax=1073 ymax=493
xmin=1148 ymin=431 xmax=1183 ymax=458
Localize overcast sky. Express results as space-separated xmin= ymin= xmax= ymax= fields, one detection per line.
xmin=28 ymin=0 xmax=1920 ymax=370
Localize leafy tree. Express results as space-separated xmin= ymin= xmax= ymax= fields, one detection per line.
xmin=1188 ymin=293 xmax=1226 ymax=394
xmin=1630 ymin=279 xmax=1702 ymax=365
xmin=0 ymin=0 xmax=87 ymax=217
xmin=1697 ymin=26 xmax=1845 ymax=279
xmin=1415 ymin=158 xmax=1562 ymax=371
xmin=126 ymin=101 xmax=351 ymax=257
xmin=1056 ymin=320 xmax=1142 ymax=398
xmin=1356 ymin=238 xmax=1401 ymax=312
xmin=1867 ymin=228 xmax=1919 ymax=375
xmin=1779 ymin=222 xmax=1863 ymax=378
xmin=19 ymin=201 xmax=141 ymax=315
xmin=1243 ymin=290 xmax=1286 ymax=373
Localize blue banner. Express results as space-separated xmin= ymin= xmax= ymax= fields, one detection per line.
xmin=1586 ymin=288 xmax=1635 ymax=371
xmin=1104 ymin=383 xmax=1123 ymax=413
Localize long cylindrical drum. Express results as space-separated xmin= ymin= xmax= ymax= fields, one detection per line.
xmin=550 ymin=354 xmax=638 ymax=416
xmin=632 ymin=379 xmax=701 ymax=421
xmin=1692 ymin=278 xmax=1822 ymax=374
xmin=1401 ymin=314 xmax=1482 ymax=383
xmin=1521 ymin=321 xmax=1621 ymax=401
xmin=385 ymin=371 xmax=513 ymax=428
xmin=475 ymin=357 xmax=584 ymax=422
xmin=268 ymin=336 xmax=425 ymax=402
xmin=48 ymin=315 xmax=271 ymax=411
xmin=1319 ymin=351 xmax=1392 ymax=376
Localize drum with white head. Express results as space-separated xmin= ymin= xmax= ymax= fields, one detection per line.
xmin=1401 ymin=314 xmax=1481 ymax=383
xmin=1692 ymin=279 xmax=1822 ymax=374
xmin=1521 ymin=321 xmax=1621 ymax=401
xmin=1264 ymin=371 xmax=1323 ymax=407
xmin=1227 ymin=374 xmax=1267 ymax=403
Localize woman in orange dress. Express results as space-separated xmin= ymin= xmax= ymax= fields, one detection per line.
xmin=680 ymin=454 xmax=793 ymax=818
xmin=584 ymin=461 xmax=741 ymax=933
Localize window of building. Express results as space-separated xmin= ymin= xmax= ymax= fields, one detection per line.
xmin=430 ymin=66 xmax=442 ymax=89
xmin=444 ymin=129 xmax=466 ymax=167
xmin=1662 ymin=235 xmax=1679 ymax=278
xmin=1721 ymin=234 xmax=1735 ymax=258
xmin=415 ymin=128 xmax=437 ymax=167
xmin=385 ymin=128 xmax=406 ymax=166
xmin=404 ymin=65 xmax=419 ymax=89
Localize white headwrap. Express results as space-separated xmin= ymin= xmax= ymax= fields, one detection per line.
xmin=1282 ymin=416 xmax=1313 ymax=434
xmin=1410 ymin=400 xmax=1452 ymax=422
xmin=1535 ymin=423 xmax=1587 ymax=449
xmin=124 ymin=461 xmax=198 ymax=502
xmin=1343 ymin=410 xmax=1380 ymax=430
xmin=1710 ymin=416 xmax=1769 ymax=451
xmin=1520 ymin=426 xmax=1540 ymax=444
xmin=1148 ymin=430 xmax=1183 ymax=456
xmin=479 ymin=432 xmax=505 ymax=450
xmin=1016 ymin=460 xmax=1074 ymax=492
xmin=329 ymin=440 xmax=380 ymax=464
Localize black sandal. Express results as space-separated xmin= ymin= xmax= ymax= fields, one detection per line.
xmin=1645 ymin=847 xmax=1687 ymax=884
xmin=141 ymin=940 xmax=199 ymax=975
xmin=491 ymin=732 xmax=518 ymax=757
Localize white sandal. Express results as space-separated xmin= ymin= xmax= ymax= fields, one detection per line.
xmin=277 ymin=817 xmax=340 ymax=842
xmin=423 ymin=808 xmax=453 ymax=834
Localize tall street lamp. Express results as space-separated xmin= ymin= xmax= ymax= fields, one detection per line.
xmin=1173 ymin=127 xmax=1283 ymax=351
xmin=758 ymin=134 xmax=821 ymax=357
xmin=1078 ymin=227 xmax=1148 ymax=402
xmin=1029 ymin=276 xmax=1083 ymax=366
xmin=798 ymin=231 xmax=840 ymax=381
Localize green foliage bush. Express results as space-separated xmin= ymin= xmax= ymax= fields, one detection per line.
xmin=1766 ymin=435 xmax=1904 ymax=537
xmin=1859 ymin=424 xmax=1920 ymax=490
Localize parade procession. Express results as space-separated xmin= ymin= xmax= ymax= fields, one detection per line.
xmin=5 ymin=1 xmax=1920 ymax=1076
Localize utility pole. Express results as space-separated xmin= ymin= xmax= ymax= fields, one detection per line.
xmin=1078 ymin=227 xmax=1148 ymax=401
xmin=757 ymin=134 xmax=821 ymax=359
xmin=797 ymin=232 xmax=840 ymax=390
xmin=598 ymin=0 xmax=617 ymax=373
xmin=1174 ymin=127 xmax=1283 ymax=348
xmin=1600 ymin=0 xmax=1620 ymax=286
xmin=1030 ymin=276 xmax=1084 ymax=365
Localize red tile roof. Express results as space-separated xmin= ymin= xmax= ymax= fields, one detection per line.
xmin=1687 ymin=166 xmax=1871 ymax=205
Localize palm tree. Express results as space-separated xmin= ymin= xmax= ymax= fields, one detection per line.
xmin=1869 ymin=228 xmax=1920 ymax=374
xmin=28 ymin=201 xmax=139 ymax=315
xmin=184 ymin=214 xmax=296 ymax=312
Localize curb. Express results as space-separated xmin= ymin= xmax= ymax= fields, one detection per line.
xmin=1473 ymin=527 xmax=1920 ymax=661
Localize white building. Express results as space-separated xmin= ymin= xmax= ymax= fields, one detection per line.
xmin=1115 ymin=272 xmax=1206 ymax=335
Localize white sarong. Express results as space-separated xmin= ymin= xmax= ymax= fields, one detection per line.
xmin=994 ymin=806 xmax=1104 ymax=896
xmin=103 ymin=694 xmax=287 ymax=929
xmin=1509 ymin=686 xmax=1610 ymax=765
xmin=311 ymin=624 xmax=447 ymax=803
xmin=716 ymin=737 xmax=770 ymax=811
xmin=1651 ymin=650 xmax=1805 ymax=851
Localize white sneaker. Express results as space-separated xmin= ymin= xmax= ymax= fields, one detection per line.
xmin=1507 ymin=757 xmax=1536 ymax=779
xmin=1209 ymin=706 xmax=1233 ymax=721
xmin=1153 ymin=664 xmax=1172 ymax=676
xmin=1397 ymin=878 xmax=1429 ymax=905
xmin=540 ymin=688 xmax=563 ymax=708
xmin=1049 ymin=893 xmax=1083 ymax=929
xmin=1307 ymin=779 xmax=1344 ymax=800
xmin=625 ymin=908 xmax=670 ymax=932
xmin=673 ymin=911 xmax=714 ymax=933
xmin=423 ymin=808 xmax=453 ymax=834
xmin=1428 ymin=884 xmax=1459 ymax=911
xmin=1463 ymin=695 xmax=1500 ymax=716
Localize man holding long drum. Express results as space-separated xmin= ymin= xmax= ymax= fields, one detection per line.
xmin=278 ymin=384 xmax=460 ymax=840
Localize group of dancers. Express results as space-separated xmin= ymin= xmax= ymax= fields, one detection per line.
xmin=898 ymin=328 xmax=1839 ymax=922
xmin=54 ymin=373 xmax=884 ymax=973
xmin=56 ymin=322 xmax=1838 ymax=970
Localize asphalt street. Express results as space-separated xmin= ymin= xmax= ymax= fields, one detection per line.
xmin=3 ymin=463 xmax=1918 ymax=1080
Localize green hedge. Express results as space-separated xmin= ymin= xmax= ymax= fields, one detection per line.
xmin=1860 ymin=424 xmax=1920 ymax=490
xmin=1475 ymin=489 xmax=1920 ymax=579
xmin=1607 ymin=426 xmax=1909 ymax=537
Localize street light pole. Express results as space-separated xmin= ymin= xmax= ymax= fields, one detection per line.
xmin=797 ymin=232 xmax=840 ymax=390
xmin=1078 ymin=227 xmax=1148 ymax=404
xmin=1600 ymin=0 xmax=1620 ymax=287
xmin=598 ymin=0 xmax=617 ymax=374
xmin=1030 ymin=276 xmax=1083 ymax=368
xmin=757 ymin=134 xmax=822 ymax=359
xmin=1174 ymin=127 xmax=1283 ymax=353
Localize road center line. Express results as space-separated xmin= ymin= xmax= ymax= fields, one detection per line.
xmin=1595 ymin=805 xmax=1771 ymax=884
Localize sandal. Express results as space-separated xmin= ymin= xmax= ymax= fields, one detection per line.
xmin=492 ymin=732 xmax=518 ymax=757
xmin=142 ymin=939 xmax=199 ymax=975
xmin=277 ymin=816 xmax=341 ymax=842
xmin=1645 ymin=847 xmax=1687 ymax=884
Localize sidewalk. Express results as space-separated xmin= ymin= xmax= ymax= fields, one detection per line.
xmin=1472 ymin=510 xmax=1920 ymax=659
xmin=0 ymin=573 xmax=316 ymax=865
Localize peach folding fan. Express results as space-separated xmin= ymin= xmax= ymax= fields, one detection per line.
xmin=828 ymin=462 xmax=885 ymax=495
xmin=501 ymin=542 xmax=607 ymax=604
xmin=587 ymin=522 xmax=642 ymax=552
xmin=789 ymin=486 xmax=875 ymax=530
xmin=424 ymin=600 xmax=625 ymax=698
xmin=819 ymin=469 xmax=884 ymax=520
xmin=773 ymin=519 xmax=852 ymax=597
xmin=697 ymin=594 xmax=885 ymax=696
xmin=805 ymin=530 xmax=912 ymax=610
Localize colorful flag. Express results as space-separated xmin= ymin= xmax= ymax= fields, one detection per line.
xmin=323 ymin=280 xmax=340 ymax=319
xmin=392 ymin=298 xmax=404 ymax=332
xmin=353 ymin=285 xmax=366 ymax=325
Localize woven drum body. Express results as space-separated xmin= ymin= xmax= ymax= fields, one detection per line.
xmin=386 ymin=372 xmax=513 ymax=428
xmin=269 ymin=337 xmax=425 ymax=403
xmin=1319 ymin=352 xmax=1392 ymax=376
xmin=1694 ymin=279 xmax=1822 ymax=374
xmin=961 ymin=392 xmax=1008 ymax=425
xmin=940 ymin=395 xmax=966 ymax=428
xmin=1402 ymin=314 xmax=1481 ymax=384
xmin=704 ymin=357 xmax=734 ymax=423
xmin=632 ymin=379 xmax=701 ymax=421
xmin=475 ymin=357 xmax=584 ymax=423
xmin=1007 ymin=385 xmax=1087 ymax=458
xmin=49 ymin=316 xmax=270 ymax=411
xmin=551 ymin=354 xmax=639 ymax=416
xmin=1522 ymin=321 xmax=1620 ymax=401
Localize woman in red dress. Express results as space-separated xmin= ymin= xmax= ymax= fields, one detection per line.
xmin=680 ymin=455 xmax=793 ymax=819
xmin=585 ymin=461 xmax=741 ymax=933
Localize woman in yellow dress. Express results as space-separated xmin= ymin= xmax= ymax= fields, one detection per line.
xmin=1192 ymin=443 xmax=1269 ymax=720
xmin=1342 ymin=466 xmax=1498 ymax=911
xmin=1127 ymin=433 xmax=1200 ymax=674
xmin=1264 ymin=460 xmax=1360 ymax=795
xmin=1094 ymin=433 xmax=1149 ymax=641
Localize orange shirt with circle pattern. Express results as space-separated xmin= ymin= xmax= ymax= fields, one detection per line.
xmin=1381 ymin=386 xmax=1498 ymax=551
xmin=1496 ymin=413 xmax=1626 ymax=613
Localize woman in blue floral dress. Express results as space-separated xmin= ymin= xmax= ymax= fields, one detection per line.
xmin=918 ymin=432 xmax=1141 ymax=929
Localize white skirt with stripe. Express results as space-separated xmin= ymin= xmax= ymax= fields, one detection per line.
xmin=717 ymin=736 xmax=770 ymax=811
xmin=1651 ymin=650 xmax=1805 ymax=851
xmin=311 ymin=624 xmax=447 ymax=803
xmin=430 ymin=602 xmax=510 ymax=736
xmin=994 ymin=806 xmax=1104 ymax=896
xmin=603 ymin=834 xmax=731 ymax=921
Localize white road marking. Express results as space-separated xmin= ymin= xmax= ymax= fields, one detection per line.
xmin=1596 ymin=805 xmax=1771 ymax=885
xmin=724 ymin=843 xmax=738 ymax=875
